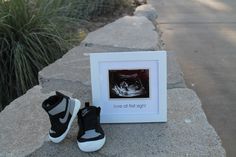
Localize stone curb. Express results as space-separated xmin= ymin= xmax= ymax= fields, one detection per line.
xmin=0 ymin=86 xmax=52 ymax=157
xmin=0 ymin=87 xmax=75 ymax=157
xmin=38 ymin=46 xmax=186 ymax=98
xmin=167 ymin=52 xmax=186 ymax=89
xmin=134 ymin=4 xmax=158 ymax=24
xmin=0 ymin=87 xmax=225 ymax=157
xmin=38 ymin=4 xmax=186 ymax=93
xmin=81 ymin=16 xmax=161 ymax=50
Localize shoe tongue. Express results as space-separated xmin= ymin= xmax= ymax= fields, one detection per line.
xmin=81 ymin=106 xmax=96 ymax=117
xmin=81 ymin=106 xmax=98 ymax=130
xmin=42 ymin=95 xmax=64 ymax=112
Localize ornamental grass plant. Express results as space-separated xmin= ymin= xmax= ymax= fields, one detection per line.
xmin=0 ymin=0 xmax=133 ymax=111
xmin=0 ymin=0 xmax=74 ymax=110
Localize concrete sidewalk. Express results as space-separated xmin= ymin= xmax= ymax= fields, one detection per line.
xmin=148 ymin=0 xmax=236 ymax=156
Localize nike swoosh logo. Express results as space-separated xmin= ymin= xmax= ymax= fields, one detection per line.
xmin=59 ymin=102 xmax=70 ymax=124
xmin=49 ymin=129 xmax=56 ymax=134
xmin=82 ymin=109 xmax=89 ymax=117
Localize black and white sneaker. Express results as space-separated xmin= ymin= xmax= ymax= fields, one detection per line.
xmin=77 ymin=102 xmax=106 ymax=152
xmin=42 ymin=91 xmax=81 ymax=143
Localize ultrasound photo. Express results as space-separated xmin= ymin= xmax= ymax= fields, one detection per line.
xmin=109 ymin=69 xmax=149 ymax=98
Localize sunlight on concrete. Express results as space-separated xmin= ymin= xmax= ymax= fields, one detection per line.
xmin=219 ymin=26 xmax=236 ymax=45
xmin=195 ymin=0 xmax=232 ymax=11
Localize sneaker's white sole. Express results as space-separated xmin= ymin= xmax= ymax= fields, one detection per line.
xmin=49 ymin=99 xmax=81 ymax=143
xmin=77 ymin=136 xmax=106 ymax=152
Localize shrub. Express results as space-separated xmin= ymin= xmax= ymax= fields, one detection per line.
xmin=0 ymin=0 xmax=132 ymax=111
xmin=0 ymin=0 xmax=73 ymax=110
xmin=69 ymin=0 xmax=132 ymax=19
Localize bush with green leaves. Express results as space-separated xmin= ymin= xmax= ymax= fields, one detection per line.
xmin=0 ymin=0 xmax=74 ymax=110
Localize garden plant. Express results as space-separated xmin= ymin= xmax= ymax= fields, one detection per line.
xmin=0 ymin=0 xmax=132 ymax=111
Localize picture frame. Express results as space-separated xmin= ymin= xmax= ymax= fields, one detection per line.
xmin=90 ymin=51 xmax=167 ymax=123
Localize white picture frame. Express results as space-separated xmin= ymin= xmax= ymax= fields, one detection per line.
xmin=90 ymin=51 xmax=167 ymax=123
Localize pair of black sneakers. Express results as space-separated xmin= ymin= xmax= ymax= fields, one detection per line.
xmin=42 ymin=92 xmax=105 ymax=152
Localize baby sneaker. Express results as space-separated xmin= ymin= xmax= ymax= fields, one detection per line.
xmin=42 ymin=91 xmax=81 ymax=143
xmin=77 ymin=102 xmax=106 ymax=152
